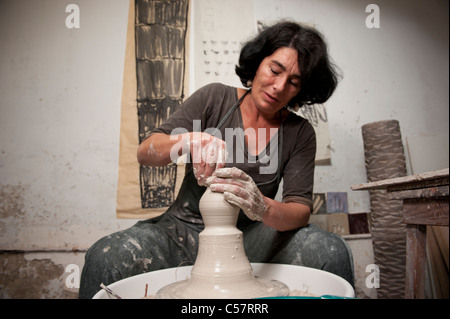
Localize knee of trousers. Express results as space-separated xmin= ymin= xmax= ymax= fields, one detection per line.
xmin=260 ymin=226 xmax=352 ymax=268
xmin=79 ymin=235 xmax=127 ymax=299
xmin=83 ymin=230 xmax=167 ymax=274
xmin=302 ymin=231 xmax=351 ymax=264
xmin=79 ymin=230 xmax=170 ymax=298
xmin=83 ymin=234 xmax=131 ymax=270
xmin=300 ymin=229 xmax=354 ymax=284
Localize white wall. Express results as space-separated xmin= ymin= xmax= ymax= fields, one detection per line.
xmin=252 ymin=0 xmax=449 ymax=212
xmin=0 ymin=0 xmax=135 ymax=251
xmin=0 ymin=0 xmax=448 ymax=295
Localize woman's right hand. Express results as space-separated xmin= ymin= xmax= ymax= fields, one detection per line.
xmin=138 ymin=132 xmax=227 ymax=186
xmin=187 ymin=132 xmax=227 ymax=186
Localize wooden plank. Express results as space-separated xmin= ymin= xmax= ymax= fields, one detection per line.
xmin=351 ymin=168 xmax=449 ymax=191
xmin=405 ymin=224 xmax=427 ymax=299
xmin=387 ymin=186 xmax=449 ymax=200
xmin=432 ymin=226 xmax=450 ymax=269
xmin=402 ymin=199 xmax=449 ymax=226
xmin=426 ymin=226 xmax=449 ymax=298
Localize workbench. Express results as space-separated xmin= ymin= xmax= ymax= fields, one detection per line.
xmin=352 ymin=168 xmax=449 ymax=298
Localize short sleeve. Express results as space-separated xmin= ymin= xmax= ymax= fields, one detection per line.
xmin=149 ymin=83 xmax=237 ymax=137
xmin=281 ymin=116 xmax=316 ymax=211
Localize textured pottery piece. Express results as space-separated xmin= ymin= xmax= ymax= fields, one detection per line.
xmin=155 ymin=188 xmax=289 ymax=299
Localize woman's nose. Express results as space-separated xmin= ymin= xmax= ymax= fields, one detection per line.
xmin=273 ymin=76 xmax=287 ymax=92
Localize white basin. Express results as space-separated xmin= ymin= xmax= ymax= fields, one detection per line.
xmin=93 ymin=263 xmax=354 ymax=299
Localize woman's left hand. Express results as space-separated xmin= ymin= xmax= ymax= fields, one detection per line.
xmin=206 ymin=167 xmax=267 ymax=221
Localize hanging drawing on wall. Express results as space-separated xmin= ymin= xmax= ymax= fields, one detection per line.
xmin=135 ymin=0 xmax=189 ymax=209
xmin=116 ymin=0 xmax=189 ymax=218
xmin=192 ymin=0 xmax=255 ymax=90
xmin=297 ymin=104 xmax=331 ymax=164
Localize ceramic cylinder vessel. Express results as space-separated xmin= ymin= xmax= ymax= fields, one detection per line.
xmin=155 ymin=188 xmax=289 ymax=298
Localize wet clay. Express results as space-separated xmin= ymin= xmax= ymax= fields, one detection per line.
xmin=155 ymin=188 xmax=289 ymax=299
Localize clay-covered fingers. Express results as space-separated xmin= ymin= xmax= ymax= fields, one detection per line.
xmin=190 ymin=139 xmax=205 ymax=184
xmin=208 ymin=182 xmax=254 ymax=215
xmin=202 ymin=138 xmax=226 ymax=180
xmin=209 ymin=167 xmax=251 ymax=181
xmin=206 ymin=167 xmax=252 ymax=190
xmin=207 ymin=167 xmax=267 ymax=221
xmin=223 ymin=189 xmax=253 ymax=212
xmin=209 ymin=181 xmax=248 ymax=198
xmin=191 ymin=134 xmax=227 ymax=186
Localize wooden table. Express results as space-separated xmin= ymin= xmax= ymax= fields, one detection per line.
xmin=352 ymin=168 xmax=449 ymax=298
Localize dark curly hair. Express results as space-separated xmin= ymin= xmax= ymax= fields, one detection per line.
xmin=235 ymin=21 xmax=340 ymax=108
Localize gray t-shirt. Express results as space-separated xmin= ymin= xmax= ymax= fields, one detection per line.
xmin=151 ymin=83 xmax=316 ymax=211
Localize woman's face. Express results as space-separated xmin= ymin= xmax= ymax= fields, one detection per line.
xmin=251 ymin=47 xmax=301 ymax=116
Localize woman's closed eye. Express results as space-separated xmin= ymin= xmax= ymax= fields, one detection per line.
xmin=270 ymin=67 xmax=280 ymax=75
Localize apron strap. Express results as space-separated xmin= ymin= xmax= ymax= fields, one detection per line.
xmin=216 ymin=90 xmax=250 ymax=129
xmin=216 ymin=89 xmax=283 ymax=187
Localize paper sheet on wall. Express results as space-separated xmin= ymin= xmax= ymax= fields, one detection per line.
xmin=116 ymin=0 xmax=144 ymax=219
xmin=116 ymin=0 xmax=188 ymax=219
xmin=193 ymin=0 xmax=256 ymax=90
xmin=297 ymin=104 xmax=331 ymax=165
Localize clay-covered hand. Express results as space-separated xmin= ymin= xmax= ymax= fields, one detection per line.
xmin=182 ymin=132 xmax=227 ymax=186
xmin=206 ymin=167 xmax=267 ymax=221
